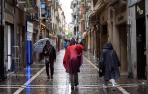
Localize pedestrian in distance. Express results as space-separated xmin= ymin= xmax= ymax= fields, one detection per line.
xmin=63 ymin=38 xmax=84 ymax=90
xmin=42 ymin=40 xmax=56 ymax=80
xmin=99 ymin=42 xmax=120 ymax=88
xmin=64 ymin=39 xmax=68 ymax=49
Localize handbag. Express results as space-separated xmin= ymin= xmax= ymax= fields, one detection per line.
xmin=44 ymin=46 xmax=52 ymax=64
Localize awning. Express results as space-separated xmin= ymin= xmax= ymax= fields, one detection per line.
xmin=82 ymin=32 xmax=87 ymax=39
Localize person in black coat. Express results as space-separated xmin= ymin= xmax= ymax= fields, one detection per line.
xmin=42 ymin=40 xmax=56 ymax=79
xmin=99 ymin=42 xmax=120 ymax=87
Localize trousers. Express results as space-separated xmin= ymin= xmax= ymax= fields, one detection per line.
xmin=45 ymin=61 xmax=54 ymax=77
xmin=69 ymin=73 xmax=78 ymax=87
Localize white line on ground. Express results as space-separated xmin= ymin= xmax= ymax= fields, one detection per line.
xmin=83 ymin=57 xmax=99 ymax=71
xmin=0 ymin=83 xmax=138 ymax=87
xmin=84 ymin=56 xmax=130 ymax=94
xmin=0 ymin=84 xmax=138 ymax=89
xmin=31 ymin=64 xmax=45 ymax=65
xmin=13 ymin=67 xmax=45 ymax=94
xmin=68 ymin=84 xmax=71 ymax=94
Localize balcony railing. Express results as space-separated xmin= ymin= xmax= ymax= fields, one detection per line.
xmin=17 ymin=0 xmax=34 ymax=11
xmin=93 ymin=0 xmax=104 ymax=11
xmin=17 ymin=0 xmax=32 ymax=6
xmin=109 ymin=0 xmax=127 ymax=9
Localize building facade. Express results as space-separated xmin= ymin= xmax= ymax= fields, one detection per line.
xmin=88 ymin=0 xmax=128 ymax=75
xmin=0 ymin=0 xmax=65 ymax=80
xmin=87 ymin=0 xmax=148 ymax=80
xmin=4 ymin=0 xmax=15 ymax=72
xmin=71 ymin=0 xmax=80 ymax=38
xmin=128 ymin=0 xmax=148 ymax=79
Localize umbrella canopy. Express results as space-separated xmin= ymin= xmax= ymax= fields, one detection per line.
xmin=33 ymin=38 xmax=55 ymax=53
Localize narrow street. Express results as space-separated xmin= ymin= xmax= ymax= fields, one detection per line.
xmin=0 ymin=49 xmax=147 ymax=94
xmin=0 ymin=0 xmax=148 ymax=94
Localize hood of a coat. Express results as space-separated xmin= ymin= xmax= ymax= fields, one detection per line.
xmin=103 ymin=43 xmax=113 ymax=50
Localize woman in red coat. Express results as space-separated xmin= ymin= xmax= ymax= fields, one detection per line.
xmin=63 ymin=38 xmax=84 ymax=90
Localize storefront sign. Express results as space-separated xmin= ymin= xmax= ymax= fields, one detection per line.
xmin=27 ymin=21 xmax=33 ymax=40
xmin=116 ymin=12 xmax=127 ymax=25
xmin=5 ymin=3 xmax=14 ymax=24
xmin=27 ymin=21 xmax=33 ymax=33
xmin=82 ymin=32 xmax=87 ymax=39
xmin=136 ymin=0 xmax=145 ymax=19
xmin=5 ymin=12 xmax=14 ymax=24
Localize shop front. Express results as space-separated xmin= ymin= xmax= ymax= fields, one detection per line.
xmin=136 ymin=0 xmax=146 ymax=79
xmin=0 ymin=0 xmax=5 ymax=80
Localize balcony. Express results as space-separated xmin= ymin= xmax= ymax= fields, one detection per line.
xmin=17 ymin=0 xmax=34 ymax=11
xmin=6 ymin=0 xmax=16 ymax=6
xmin=86 ymin=0 xmax=91 ymax=2
xmin=17 ymin=0 xmax=33 ymax=7
xmin=73 ymin=0 xmax=78 ymax=5
xmin=93 ymin=0 xmax=105 ymax=11
xmin=45 ymin=0 xmax=52 ymax=3
xmin=93 ymin=0 xmax=98 ymax=7
xmin=17 ymin=0 xmax=26 ymax=4
xmin=45 ymin=0 xmax=52 ymax=7
xmin=33 ymin=13 xmax=39 ymax=21
xmin=79 ymin=14 xmax=85 ymax=22
xmin=109 ymin=0 xmax=127 ymax=10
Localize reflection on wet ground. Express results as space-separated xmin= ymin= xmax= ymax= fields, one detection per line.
xmin=0 ymin=50 xmax=147 ymax=94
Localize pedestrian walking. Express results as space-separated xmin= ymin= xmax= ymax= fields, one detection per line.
xmin=42 ymin=40 xmax=56 ymax=80
xmin=63 ymin=38 xmax=84 ymax=90
xmin=99 ymin=42 xmax=120 ymax=88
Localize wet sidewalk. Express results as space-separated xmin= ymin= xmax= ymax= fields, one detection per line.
xmin=0 ymin=49 xmax=148 ymax=94
xmin=84 ymin=51 xmax=148 ymax=94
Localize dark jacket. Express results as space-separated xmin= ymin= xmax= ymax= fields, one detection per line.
xmin=99 ymin=43 xmax=120 ymax=80
xmin=42 ymin=45 xmax=56 ymax=63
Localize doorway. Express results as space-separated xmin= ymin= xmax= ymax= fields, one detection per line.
xmin=118 ymin=24 xmax=128 ymax=74
xmin=136 ymin=17 xmax=146 ymax=79
xmin=0 ymin=25 xmax=5 ymax=79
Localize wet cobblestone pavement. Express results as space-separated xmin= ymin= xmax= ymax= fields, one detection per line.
xmin=0 ymin=49 xmax=148 ymax=94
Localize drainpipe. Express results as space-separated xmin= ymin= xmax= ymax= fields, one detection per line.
xmin=127 ymin=3 xmax=133 ymax=78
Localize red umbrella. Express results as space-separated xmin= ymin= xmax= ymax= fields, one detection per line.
xmin=63 ymin=44 xmax=84 ymax=74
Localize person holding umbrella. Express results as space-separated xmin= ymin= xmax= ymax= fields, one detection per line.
xmin=63 ymin=38 xmax=84 ymax=90
xmin=42 ymin=40 xmax=56 ymax=79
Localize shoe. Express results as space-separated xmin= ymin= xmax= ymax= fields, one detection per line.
xmin=112 ymin=84 xmax=117 ymax=91
xmin=71 ymin=86 xmax=74 ymax=90
xmin=112 ymin=87 xmax=116 ymax=91
xmin=51 ymin=76 xmax=53 ymax=79
xmin=103 ymin=84 xmax=107 ymax=88
xmin=74 ymin=83 xmax=79 ymax=86
xmin=47 ymin=76 xmax=50 ymax=80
